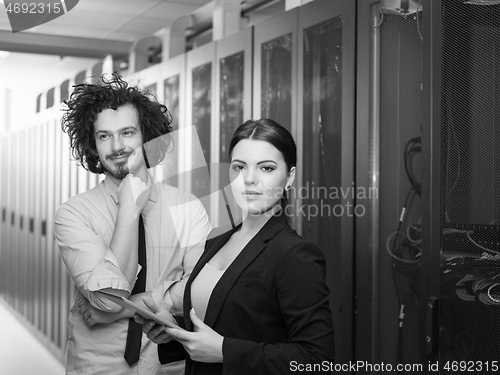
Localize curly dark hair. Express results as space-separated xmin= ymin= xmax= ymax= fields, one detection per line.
xmin=61 ymin=72 xmax=173 ymax=174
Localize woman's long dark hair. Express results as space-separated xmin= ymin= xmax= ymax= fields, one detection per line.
xmin=228 ymin=118 xmax=297 ymax=218
xmin=61 ymin=72 xmax=172 ymax=173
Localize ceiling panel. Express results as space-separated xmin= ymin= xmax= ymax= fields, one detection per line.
xmin=0 ymin=0 xmax=213 ymax=43
xmin=0 ymin=0 xmax=213 ymax=94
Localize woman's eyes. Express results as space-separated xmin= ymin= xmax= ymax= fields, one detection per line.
xmin=261 ymin=166 xmax=275 ymax=172
xmin=232 ymin=165 xmax=275 ymax=172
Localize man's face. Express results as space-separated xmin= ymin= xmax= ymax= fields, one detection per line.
xmin=94 ymin=104 xmax=144 ymax=182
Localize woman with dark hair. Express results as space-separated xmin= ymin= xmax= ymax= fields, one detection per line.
xmin=227 ymin=118 xmax=297 ymax=216
xmin=141 ymin=118 xmax=335 ymax=374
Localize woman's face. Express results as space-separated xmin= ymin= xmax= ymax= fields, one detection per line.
xmin=229 ymin=139 xmax=295 ymax=216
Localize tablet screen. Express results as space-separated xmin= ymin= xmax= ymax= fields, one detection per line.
xmin=97 ymin=290 xmax=180 ymax=329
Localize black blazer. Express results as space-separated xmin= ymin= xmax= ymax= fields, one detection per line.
xmin=174 ymin=213 xmax=334 ymax=375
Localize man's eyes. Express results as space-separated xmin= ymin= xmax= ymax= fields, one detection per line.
xmin=97 ymin=130 xmax=136 ymax=140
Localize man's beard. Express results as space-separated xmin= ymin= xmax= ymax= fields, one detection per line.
xmin=101 ymin=152 xmax=131 ymax=180
xmin=102 ymin=159 xmax=129 ymax=180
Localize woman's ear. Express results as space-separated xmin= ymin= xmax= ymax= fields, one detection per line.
xmin=286 ymin=166 xmax=296 ymax=190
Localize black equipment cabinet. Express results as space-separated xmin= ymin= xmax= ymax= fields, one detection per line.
xmin=356 ymin=0 xmax=500 ymax=373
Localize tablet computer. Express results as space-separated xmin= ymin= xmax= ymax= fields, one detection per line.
xmin=97 ymin=290 xmax=180 ymax=329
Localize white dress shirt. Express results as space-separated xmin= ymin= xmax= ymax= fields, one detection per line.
xmin=54 ymin=176 xmax=211 ymax=375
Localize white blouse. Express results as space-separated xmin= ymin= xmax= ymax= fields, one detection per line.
xmin=191 ymin=262 xmax=225 ymax=322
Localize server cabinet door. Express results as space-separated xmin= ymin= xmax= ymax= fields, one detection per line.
xmin=215 ymin=27 xmax=252 ymax=166
xmin=0 ymin=137 xmax=10 ymax=303
xmin=53 ymin=118 xmax=64 ymax=348
xmin=12 ymin=132 xmax=21 ymax=311
xmin=186 ymin=42 xmax=215 ymax=207
xmin=213 ymin=27 xmax=253 ymax=228
xmin=298 ymin=0 xmax=356 ymax=366
xmin=357 ymin=0 xmax=426 ymax=370
xmin=40 ymin=121 xmax=49 ymax=336
xmin=27 ymin=127 xmax=36 ymax=325
xmin=19 ymin=129 xmax=29 ymax=319
xmin=34 ymin=124 xmax=43 ymax=330
xmin=159 ymin=54 xmax=187 ymax=188
xmin=0 ymin=138 xmax=6 ymax=300
xmin=435 ymin=1 xmax=500 ymax=373
xmin=161 ymin=54 xmax=186 ymax=134
xmin=15 ymin=132 xmax=21 ymax=308
xmin=45 ymin=120 xmax=57 ymax=343
xmin=253 ymin=7 xmax=298 ymax=133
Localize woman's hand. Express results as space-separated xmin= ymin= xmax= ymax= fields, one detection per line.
xmin=136 ymin=295 xmax=176 ymax=344
xmin=165 ymin=308 xmax=224 ymax=363
xmin=78 ymin=298 xmax=129 ymax=326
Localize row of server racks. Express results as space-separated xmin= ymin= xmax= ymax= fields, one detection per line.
xmin=1 ymin=0 xmax=499 ymax=372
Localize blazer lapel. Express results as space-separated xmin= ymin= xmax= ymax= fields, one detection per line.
xmin=203 ymin=213 xmax=289 ymax=328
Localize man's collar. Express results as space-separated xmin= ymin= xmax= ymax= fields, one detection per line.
xmin=103 ymin=173 xmax=158 ymax=205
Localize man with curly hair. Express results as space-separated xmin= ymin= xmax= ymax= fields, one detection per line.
xmin=54 ymin=73 xmax=211 ymax=375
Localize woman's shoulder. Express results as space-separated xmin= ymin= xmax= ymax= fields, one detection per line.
xmin=269 ymin=227 xmax=328 ymax=285
xmin=272 ymin=225 xmax=325 ymax=260
xmin=272 ymin=223 xmax=316 ymax=246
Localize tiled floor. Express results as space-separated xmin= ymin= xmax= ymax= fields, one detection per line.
xmin=0 ymin=300 xmax=65 ymax=375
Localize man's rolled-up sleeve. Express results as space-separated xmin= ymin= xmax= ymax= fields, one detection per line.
xmin=54 ymin=203 xmax=132 ymax=312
